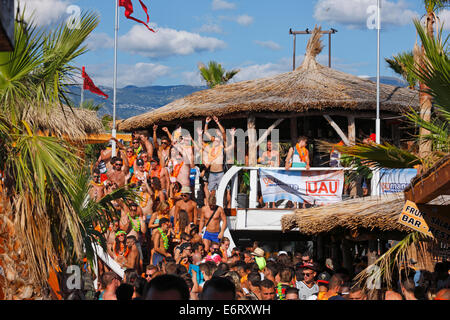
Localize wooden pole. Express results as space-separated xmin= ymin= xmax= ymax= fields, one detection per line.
xmin=324 ymin=115 xmax=350 ymax=145
xmin=347 ymin=115 xmax=356 ymax=145
xmin=290 ymin=117 xmax=298 ymax=146
xmin=247 ymin=115 xmax=257 ymax=166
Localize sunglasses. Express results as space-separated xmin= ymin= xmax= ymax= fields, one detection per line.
xmin=161 ymin=141 xmax=168 ymax=145
xmin=126 ymin=151 xmax=133 ymax=153
xmin=114 ymin=163 xmax=123 ymax=166
xmin=133 ymin=141 xmax=139 ymax=144
xmin=93 ymin=175 xmax=100 ymax=178
xmin=302 ymin=272 xmax=314 ymax=276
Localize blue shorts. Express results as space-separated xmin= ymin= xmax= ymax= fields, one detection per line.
xmin=203 ymin=230 xmax=220 ymax=243
xmin=152 ymin=252 xmax=165 ymax=266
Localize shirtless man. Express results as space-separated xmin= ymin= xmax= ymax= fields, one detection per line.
xmin=171 ymin=135 xmax=194 ymax=188
xmin=119 ymin=201 xmax=147 ymax=262
xmin=174 ymin=186 xmax=198 ymax=225
xmin=199 ymin=194 xmax=227 ymax=253
xmin=106 ymin=219 xmax=120 ymax=257
xmin=153 ymin=125 xmax=172 ymax=167
xmin=119 ymin=235 xmax=140 ymax=271
xmin=203 ymin=116 xmax=235 ymax=197
xmin=97 ymin=142 xmax=129 ymax=173
xmin=151 ymin=217 xmax=172 ymax=266
xmin=106 ymin=156 xmax=128 ymax=188
xmin=89 ymin=168 xmax=105 ymax=202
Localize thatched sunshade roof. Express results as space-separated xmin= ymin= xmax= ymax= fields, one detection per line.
xmin=118 ymin=27 xmax=419 ymax=132
xmin=23 ymin=104 xmax=104 ymax=140
xmin=281 ymin=194 xmax=412 ymax=235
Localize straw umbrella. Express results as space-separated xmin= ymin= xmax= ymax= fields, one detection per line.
xmin=118 ymin=27 xmax=418 ymax=155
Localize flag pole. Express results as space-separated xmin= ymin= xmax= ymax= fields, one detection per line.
xmin=80 ymin=67 xmax=85 ymax=107
xmin=373 ymin=0 xmax=381 ymax=196
xmin=376 ymin=0 xmax=381 ymax=145
xmin=111 ymin=0 xmax=119 ymax=157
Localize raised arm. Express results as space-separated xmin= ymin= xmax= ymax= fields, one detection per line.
xmin=213 ymin=116 xmax=226 ymax=145
xmin=162 ymin=127 xmax=173 ymax=142
xmin=152 ymin=124 xmax=159 ymax=150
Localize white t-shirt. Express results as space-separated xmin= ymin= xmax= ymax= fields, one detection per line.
xmin=296 ymin=281 xmax=319 ymax=300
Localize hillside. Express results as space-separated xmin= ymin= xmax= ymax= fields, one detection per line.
xmin=68 ymin=76 xmax=407 ymax=120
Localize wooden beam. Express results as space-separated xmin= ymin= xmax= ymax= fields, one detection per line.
xmin=256 ymin=118 xmax=285 ymax=145
xmin=247 ymin=115 xmax=257 ymax=166
xmin=84 ymin=133 xmax=133 ymax=144
xmin=290 ymin=117 xmax=298 ymax=145
xmin=323 ymin=115 xmax=350 ymax=146
xmin=404 ymin=157 xmax=450 ymax=204
xmin=347 ymin=115 xmax=356 ymax=145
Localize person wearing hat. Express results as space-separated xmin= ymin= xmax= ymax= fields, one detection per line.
xmin=251 ymin=248 xmax=267 ymax=272
xmin=316 ymin=272 xmax=331 ymax=300
xmin=174 ymin=186 xmax=198 ymax=228
xmin=296 ymin=262 xmax=319 ymax=300
xmin=151 ymin=217 xmax=172 ymax=266
xmin=130 ymin=158 xmax=149 ymax=185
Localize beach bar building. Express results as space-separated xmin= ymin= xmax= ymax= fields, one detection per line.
xmin=117 ymin=27 xmax=420 ymax=251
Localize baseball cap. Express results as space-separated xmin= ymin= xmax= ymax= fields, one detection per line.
xmin=181 ymin=186 xmax=191 ymax=194
xmin=300 ymin=262 xmax=318 ymax=272
xmin=136 ymin=159 xmax=145 ymax=166
xmin=251 ymin=247 xmax=265 ymax=258
xmin=317 ymin=272 xmax=331 ymax=285
xmin=277 ymin=251 xmax=288 ymax=256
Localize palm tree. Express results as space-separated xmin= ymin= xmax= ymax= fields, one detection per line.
xmin=198 ymin=60 xmax=240 ymax=88
xmin=385 ymin=51 xmax=419 ymax=89
xmin=417 ymin=0 xmax=449 ymax=158
xmin=332 ymin=19 xmax=449 ymax=291
xmin=0 ymin=8 xmax=104 ymax=299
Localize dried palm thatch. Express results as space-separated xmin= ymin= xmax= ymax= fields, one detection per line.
xmin=118 ymin=26 xmax=419 ymax=132
xmin=281 ymin=193 xmax=411 ymax=235
xmin=21 ymin=103 xmax=104 ymax=140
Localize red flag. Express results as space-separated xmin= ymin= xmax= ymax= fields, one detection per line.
xmin=119 ymin=0 xmax=155 ymax=32
xmin=82 ymin=67 xmax=109 ymax=99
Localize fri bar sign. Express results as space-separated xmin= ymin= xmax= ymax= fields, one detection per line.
xmin=399 ymin=201 xmax=450 ymax=243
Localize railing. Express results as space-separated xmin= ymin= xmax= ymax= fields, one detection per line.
xmin=216 ymin=166 xmax=369 ymax=210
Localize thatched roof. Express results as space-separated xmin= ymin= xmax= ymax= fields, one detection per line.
xmin=281 ymin=194 xmax=412 ymax=235
xmin=118 ymin=26 xmax=419 ymax=132
xmin=22 ymin=104 xmax=104 ymax=140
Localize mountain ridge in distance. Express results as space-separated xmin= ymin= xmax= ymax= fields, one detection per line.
xmin=69 ymin=76 xmax=407 ymax=120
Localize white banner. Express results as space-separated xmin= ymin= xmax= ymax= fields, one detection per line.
xmin=259 ymin=169 xmax=344 ymax=205
xmin=379 ymin=168 xmax=417 ymax=195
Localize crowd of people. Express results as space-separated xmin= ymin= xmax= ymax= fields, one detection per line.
xmin=83 ymin=117 xmax=449 ymax=301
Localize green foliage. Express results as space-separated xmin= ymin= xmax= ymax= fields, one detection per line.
xmin=198 ymin=61 xmax=240 ymax=88
xmin=385 ymin=51 xmax=418 ymax=88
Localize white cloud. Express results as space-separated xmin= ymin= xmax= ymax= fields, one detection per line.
xmin=254 ymin=40 xmax=282 ymax=51
xmin=212 ymin=0 xmax=236 ymax=11
xmin=86 ymin=33 xmax=115 ymax=51
xmin=119 ymin=24 xmax=227 ymax=58
xmin=197 ymin=23 xmax=224 ymax=34
xmin=438 ymin=9 xmax=450 ymax=30
xmin=92 ymin=62 xmax=171 ymax=88
xmin=314 ymin=0 xmax=419 ymax=29
xmin=182 ymin=71 xmax=204 ymax=87
xmin=236 ymin=14 xmax=254 ymax=26
xmin=15 ymin=0 xmax=70 ymax=26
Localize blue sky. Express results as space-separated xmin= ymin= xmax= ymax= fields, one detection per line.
xmin=18 ymin=0 xmax=450 ymax=87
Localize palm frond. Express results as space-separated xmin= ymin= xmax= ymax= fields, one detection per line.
xmin=335 ymin=142 xmax=421 ymax=169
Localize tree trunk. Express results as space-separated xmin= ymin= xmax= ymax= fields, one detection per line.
xmin=0 ymin=187 xmax=47 ymax=300
xmin=418 ymin=12 xmax=435 ymax=159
